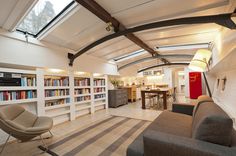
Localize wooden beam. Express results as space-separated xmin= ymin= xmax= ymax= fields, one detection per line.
xmin=74 ymin=0 xmax=168 ymax=62
xmin=118 ymin=54 xmax=193 ymax=71
xmin=137 ymin=63 xmax=190 ymax=73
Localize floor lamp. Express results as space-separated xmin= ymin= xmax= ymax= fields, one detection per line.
xmin=188 ymin=49 xmax=212 ymax=97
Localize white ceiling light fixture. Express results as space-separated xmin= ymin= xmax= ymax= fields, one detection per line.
xmin=93 ymin=73 xmax=102 ymax=77
xmin=112 ymin=49 xmax=147 ymax=63
xmin=155 ymin=43 xmax=210 ymax=51
xmin=188 ymin=49 xmax=212 ymax=72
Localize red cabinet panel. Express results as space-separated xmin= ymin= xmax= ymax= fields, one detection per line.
xmin=189 ymin=72 xmax=202 ymax=99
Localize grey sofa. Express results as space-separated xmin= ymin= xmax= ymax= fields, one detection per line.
xmin=127 ymin=95 xmax=236 ymax=156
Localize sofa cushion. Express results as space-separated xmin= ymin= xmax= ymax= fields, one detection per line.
xmin=192 ymin=102 xmax=233 ymax=146
xmin=127 ymin=111 xmax=192 ymax=156
xmin=150 ymin=111 xmax=192 ymax=137
xmin=192 ymin=95 xmax=213 ymax=117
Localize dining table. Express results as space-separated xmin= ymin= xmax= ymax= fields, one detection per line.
xmin=141 ymin=88 xmax=170 ymax=110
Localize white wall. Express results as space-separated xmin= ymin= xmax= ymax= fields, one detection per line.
xmin=209 ymin=28 xmax=236 ymax=126
xmin=0 ymin=29 xmax=118 ymax=75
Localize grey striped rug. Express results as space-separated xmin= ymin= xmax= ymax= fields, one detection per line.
xmin=39 ymin=116 xmax=150 ymax=156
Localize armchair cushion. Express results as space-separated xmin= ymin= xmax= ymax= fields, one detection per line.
xmin=13 ymin=110 xmax=37 ymax=128
xmin=26 ymin=116 xmax=53 ymax=133
xmin=0 ymin=105 xmax=25 ymax=120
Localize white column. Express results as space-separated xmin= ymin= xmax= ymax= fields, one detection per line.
xmin=69 ymin=68 xmax=75 ymax=120
xmin=36 ymin=68 xmax=45 ymax=116
xmin=90 ymin=73 xmax=95 ymax=114
xmin=105 ymin=75 xmax=109 ymax=110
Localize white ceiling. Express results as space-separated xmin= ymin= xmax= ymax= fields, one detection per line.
xmin=0 ymin=0 xmax=235 ymax=75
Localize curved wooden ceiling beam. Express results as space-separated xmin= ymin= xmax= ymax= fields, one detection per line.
xmin=68 ymin=13 xmax=236 ymax=66
xmin=118 ymin=54 xmax=193 ymax=71
xmin=137 ymin=63 xmax=190 ymax=73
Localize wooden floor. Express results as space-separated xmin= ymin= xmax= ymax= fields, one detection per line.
xmin=1 ymin=94 xmax=190 ymax=156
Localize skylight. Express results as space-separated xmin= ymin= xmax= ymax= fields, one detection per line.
xmin=112 ymin=49 xmax=147 ymax=62
xmin=17 ymin=0 xmax=74 ymax=37
xmin=155 ymin=43 xmax=210 ymax=51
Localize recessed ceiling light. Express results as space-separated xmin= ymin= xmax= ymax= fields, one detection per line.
xmin=93 ymin=73 xmax=102 ymax=77
xmin=75 ymin=71 xmax=85 ymax=75
xmin=47 ymin=68 xmax=64 ymax=73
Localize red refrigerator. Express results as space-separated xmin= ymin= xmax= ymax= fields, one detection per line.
xmin=189 ymin=72 xmax=202 ymax=99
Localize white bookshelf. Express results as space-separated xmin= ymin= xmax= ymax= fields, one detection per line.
xmin=43 ymin=74 xmax=71 ymax=124
xmin=0 ymin=67 xmax=108 ymax=125
xmin=93 ymin=76 xmax=108 ymax=112
xmin=74 ymin=75 xmax=92 ymax=118
xmin=0 ymin=68 xmax=37 ymax=107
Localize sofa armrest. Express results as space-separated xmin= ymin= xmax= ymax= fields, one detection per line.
xmin=172 ymin=103 xmax=194 ymax=116
xmin=143 ymin=130 xmax=235 ymax=156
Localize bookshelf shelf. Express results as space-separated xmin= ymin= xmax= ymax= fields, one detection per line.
xmin=74 ymin=100 xmax=91 ymax=105
xmin=0 ymin=86 xmax=37 ymax=91
xmin=44 ymin=86 xmax=70 ymax=90
xmin=45 ymin=103 xmax=70 ymax=110
xmin=74 ymin=86 xmax=91 ymax=89
xmin=76 ymin=105 xmax=91 ymax=111
xmin=93 ymin=86 xmax=106 ymax=88
xmin=45 ymin=95 xmax=70 ymax=101
xmin=47 ymin=110 xmax=71 ymax=118
xmin=0 ymin=98 xmax=38 ymax=105
xmin=94 ymin=97 xmax=106 ymax=101
xmin=94 ymin=92 xmax=106 ymax=95
xmin=94 ymin=102 xmax=106 ymax=107
xmin=74 ymin=93 xmax=91 ymax=97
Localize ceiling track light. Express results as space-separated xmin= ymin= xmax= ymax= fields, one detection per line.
xmin=106 ymin=22 xmax=114 ymax=32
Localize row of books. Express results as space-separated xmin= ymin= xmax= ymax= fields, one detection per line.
xmin=45 ymin=98 xmax=70 ymax=107
xmin=21 ymin=77 xmax=36 ymax=86
xmin=74 ymin=88 xmax=90 ymax=95
xmin=94 ymin=94 xmax=106 ymax=99
xmin=44 ymin=78 xmax=69 ymax=86
xmin=94 ymin=79 xmax=105 ymax=86
xmin=45 ymin=89 xmax=69 ymax=97
xmin=94 ymin=87 xmax=105 ymax=93
xmin=74 ymin=78 xmax=90 ymax=86
xmin=75 ymin=96 xmax=91 ymax=102
xmin=0 ymin=91 xmax=37 ymax=101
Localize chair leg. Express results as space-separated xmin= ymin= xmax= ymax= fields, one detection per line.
xmin=49 ymin=130 xmax=53 ymax=138
xmin=40 ymin=135 xmax=48 ymax=151
xmin=0 ymin=134 xmax=11 ymax=155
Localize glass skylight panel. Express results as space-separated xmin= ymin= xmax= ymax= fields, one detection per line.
xmin=155 ymin=43 xmax=210 ymax=51
xmin=17 ymin=0 xmax=73 ymax=36
xmin=113 ymin=49 xmax=147 ymax=62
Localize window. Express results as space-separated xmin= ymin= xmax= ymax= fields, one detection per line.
xmin=17 ymin=0 xmax=74 ymax=37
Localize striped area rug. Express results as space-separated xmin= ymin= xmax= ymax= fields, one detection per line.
xmin=39 ymin=116 xmax=150 ymax=156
